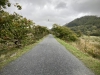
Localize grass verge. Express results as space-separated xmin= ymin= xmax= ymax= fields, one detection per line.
xmin=0 ymin=37 xmax=44 ymax=70
xmin=56 ymin=38 xmax=100 ymax=75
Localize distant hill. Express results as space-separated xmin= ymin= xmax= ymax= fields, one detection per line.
xmin=65 ymin=16 xmax=100 ymax=36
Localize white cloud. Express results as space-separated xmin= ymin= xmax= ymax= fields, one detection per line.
xmin=6 ymin=0 xmax=100 ymax=28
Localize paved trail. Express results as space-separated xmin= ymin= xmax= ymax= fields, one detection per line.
xmin=0 ymin=34 xmax=94 ymax=75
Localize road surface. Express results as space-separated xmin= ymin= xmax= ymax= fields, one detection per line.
xmin=0 ymin=34 xmax=94 ymax=75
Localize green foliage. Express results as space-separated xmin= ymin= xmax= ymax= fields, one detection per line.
xmin=32 ymin=25 xmax=49 ymax=40
xmin=0 ymin=5 xmax=49 ymax=55
xmin=0 ymin=12 xmax=30 ymax=45
xmin=0 ymin=0 xmax=10 ymax=9
xmin=0 ymin=0 xmax=21 ymax=10
xmin=65 ymin=16 xmax=100 ymax=36
xmin=51 ymin=24 xmax=77 ymax=41
xmin=14 ymin=3 xmax=22 ymax=10
xmin=0 ymin=11 xmax=49 ymax=46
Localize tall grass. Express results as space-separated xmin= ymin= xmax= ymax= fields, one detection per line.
xmin=74 ymin=36 xmax=100 ymax=59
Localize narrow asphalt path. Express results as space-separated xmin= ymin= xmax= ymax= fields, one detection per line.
xmin=0 ymin=34 xmax=94 ymax=75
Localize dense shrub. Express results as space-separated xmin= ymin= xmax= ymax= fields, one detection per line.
xmin=51 ymin=24 xmax=77 ymax=41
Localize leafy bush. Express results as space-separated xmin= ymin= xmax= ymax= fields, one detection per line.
xmin=51 ymin=24 xmax=77 ymax=41
xmin=0 ymin=11 xmax=49 ymax=55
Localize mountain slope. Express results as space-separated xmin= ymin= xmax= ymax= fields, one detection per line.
xmin=65 ymin=16 xmax=100 ymax=36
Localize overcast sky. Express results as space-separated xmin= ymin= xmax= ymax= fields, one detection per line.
xmin=6 ymin=0 xmax=100 ymax=28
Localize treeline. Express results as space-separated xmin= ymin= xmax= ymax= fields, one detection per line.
xmin=0 ymin=0 xmax=49 ymax=55
xmin=65 ymin=16 xmax=100 ymax=36
xmin=51 ymin=24 xmax=77 ymax=41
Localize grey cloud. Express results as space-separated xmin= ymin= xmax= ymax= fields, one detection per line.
xmin=71 ymin=0 xmax=100 ymax=15
xmin=7 ymin=0 xmax=100 ymax=28
xmin=56 ymin=2 xmax=67 ymax=9
xmin=10 ymin=0 xmax=52 ymax=7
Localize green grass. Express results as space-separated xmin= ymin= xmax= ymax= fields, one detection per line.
xmin=0 ymin=38 xmax=44 ymax=70
xmin=56 ymin=38 xmax=100 ymax=75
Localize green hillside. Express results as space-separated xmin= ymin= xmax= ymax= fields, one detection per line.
xmin=65 ymin=16 xmax=100 ymax=36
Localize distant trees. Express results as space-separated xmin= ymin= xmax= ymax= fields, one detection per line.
xmin=65 ymin=16 xmax=100 ymax=36
xmin=51 ymin=24 xmax=77 ymax=41
xmin=33 ymin=25 xmax=49 ymax=40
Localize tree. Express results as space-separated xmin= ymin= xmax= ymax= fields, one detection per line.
xmin=0 ymin=0 xmax=21 ymax=10
xmin=51 ymin=24 xmax=77 ymax=41
xmin=32 ymin=25 xmax=49 ymax=40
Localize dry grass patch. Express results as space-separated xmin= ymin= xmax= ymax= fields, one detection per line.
xmin=70 ymin=36 xmax=100 ymax=59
